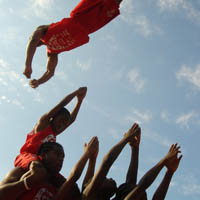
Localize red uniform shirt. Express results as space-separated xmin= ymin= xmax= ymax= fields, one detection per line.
xmin=41 ymin=18 xmax=89 ymax=54
xmin=19 ymin=183 xmax=56 ymax=200
xmin=15 ymin=125 xmax=56 ymax=169
xmin=41 ymin=0 xmax=120 ymax=54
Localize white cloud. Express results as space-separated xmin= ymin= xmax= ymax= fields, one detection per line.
xmin=157 ymin=0 xmax=200 ymax=24
xmin=176 ymin=64 xmax=200 ymax=90
xmin=127 ymin=68 xmax=146 ymax=93
xmin=157 ymin=0 xmax=184 ymax=10
xmin=24 ymin=0 xmax=54 ymax=19
xmin=76 ymin=59 xmax=92 ymax=71
xmin=125 ymin=108 xmax=153 ymax=124
xmin=143 ymin=128 xmax=172 ymax=147
xmin=176 ymin=112 xmax=196 ymax=128
xmin=161 ymin=111 xmax=170 ymax=122
xmin=109 ymin=128 xmax=120 ymax=140
xmin=179 ymin=174 xmax=200 ymax=195
xmin=33 ymin=0 xmax=54 ymax=9
xmin=0 ymin=59 xmax=8 ymax=68
xmin=120 ymin=0 xmax=163 ymax=37
xmin=1 ymin=96 xmax=24 ymax=109
xmin=0 ymin=57 xmax=44 ymax=106
xmin=134 ymin=15 xmax=163 ymax=37
xmin=120 ymin=0 xmax=134 ymax=15
xmin=55 ymin=71 xmax=68 ymax=81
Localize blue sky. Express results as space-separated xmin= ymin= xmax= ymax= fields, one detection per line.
xmin=0 ymin=0 xmax=200 ymax=199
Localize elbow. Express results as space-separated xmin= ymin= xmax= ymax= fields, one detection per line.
xmin=47 ymin=70 xmax=55 ymax=78
xmin=29 ymin=38 xmax=39 ymax=47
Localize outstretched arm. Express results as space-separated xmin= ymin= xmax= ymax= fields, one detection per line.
xmin=24 ymin=25 xmax=48 ymax=79
xmin=82 ymin=138 xmax=99 ymax=192
xmin=125 ymin=144 xmax=181 ymax=200
xmin=54 ymin=137 xmax=98 ymax=200
xmin=83 ymin=123 xmax=140 ymax=199
xmin=29 ymin=53 xmax=58 ymax=88
xmin=152 ymin=146 xmax=182 ymax=200
xmin=126 ymin=128 xmax=141 ymax=187
xmin=35 ymin=87 xmax=87 ymax=133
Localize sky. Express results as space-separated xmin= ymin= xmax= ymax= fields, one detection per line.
xmin=0 ymin=0 xmax=200 ymax=199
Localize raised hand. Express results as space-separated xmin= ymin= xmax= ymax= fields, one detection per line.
xmin=124 ymin=123 xmax=140 ymax=143
xmin=77 ymin=87 xmax=87 ymax=101
xmin=84 ymin=136 xmax=99 ymax=158
xmin=129 ymin=127 xmax=141 ymax=148
xmin=164 ymin=143 xmax=181 ymax=165
xmin=165 ymin=145 xmax=182 ymax=173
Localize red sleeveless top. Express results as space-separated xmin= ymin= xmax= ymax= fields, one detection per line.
xmin=41 ymin=18 xmax=89 ymax=54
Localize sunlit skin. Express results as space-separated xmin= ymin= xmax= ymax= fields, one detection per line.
xmin=23 ymin=0 xmax=123 ymax=88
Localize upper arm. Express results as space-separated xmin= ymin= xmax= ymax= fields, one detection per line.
xmin=82 ymin=162 xmax=109 ymax=198
xmin=34 ymin=113 xmax=50 ymax=133
xmin=29 ymin=25 xmax=48 ymax=44
xmin=0 ymin=167 xmax=26 ymax=186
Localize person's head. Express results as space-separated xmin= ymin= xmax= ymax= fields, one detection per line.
xmin=37 ymin=142 xmax=65 ymax=175
xmin=114 ymin=183 xmax=134 ymax=200
xmin=98 ymin=178 xmax=117 ymax=199
xmin=50 ymin=107 xmax=71 ymax=134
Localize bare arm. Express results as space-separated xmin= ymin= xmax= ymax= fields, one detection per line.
xmin=152 ymin=148 xmax=182 ymax=200
xmin=83 ymin=123 xmax=140 ymax=199
xmin=29 ymin=53 xmax=58 ymax=88
xmin=68 ymin=86 xmax=87 ymax=126
xmin=0 ymin=164 xmax=47 ymax=199
xmin=35 ymin=87 xmax=87 ymax=133
xmin=82 ymin=139 xmax=99 ymax=192
xmin=54 ymin=137 xmax=98 ymax=200
xmin=126 ymin=128 xmax=141 ymax=186
xmin=125 ymin=144 xmax=181 ymax=200
xmin=24 ymin=25 xmax=48 ymax=79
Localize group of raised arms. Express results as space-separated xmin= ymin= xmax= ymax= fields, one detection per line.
xmin=0 ymin=0 xmax=182 ymax=199
xmin=0 ymin=87 xmax=182 ymax=200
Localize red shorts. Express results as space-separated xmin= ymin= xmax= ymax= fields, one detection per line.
xmin=15 ymin=153 xmax=39 ymax=170
xmin=70 ymin=0 xmax=120 ymax=34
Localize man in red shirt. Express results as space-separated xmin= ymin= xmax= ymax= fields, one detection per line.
xmin=0 ymin=137 xmax=99 ymax=200
xmin=23 ymin=0 xmax=123 ymax=88
xmin=15 ymin=86 xmax=87 ymax=170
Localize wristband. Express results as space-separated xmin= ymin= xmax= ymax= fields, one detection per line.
xmin=24 ymin=177 xmax=31 ymax=190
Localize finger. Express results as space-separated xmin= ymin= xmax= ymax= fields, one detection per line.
xmin=169 ymin=144 xmax=174 ymax=152
xmin=178 ymin=155 xmax=183 ymax=161
xmin=173 ymin=143 xmax=178 ymax=150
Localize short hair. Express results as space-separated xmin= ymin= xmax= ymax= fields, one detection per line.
xmin=37 ymin=142 xmax=64 ymax=155
xmin=113 ymin=183 xmax=134 ymax=200
xmin=53 ymin=107 xmax=71 ymax=121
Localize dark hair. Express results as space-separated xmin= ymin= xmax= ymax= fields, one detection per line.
xmin=114 ymin=183 xmax=147 ymax=200
xmin=113 ymin=183 xmax=135 ymax=200
xmin=53 ymin=107 xmax=71 ymax=121
xmin=37 ymin=142 xmax=64 ymax=155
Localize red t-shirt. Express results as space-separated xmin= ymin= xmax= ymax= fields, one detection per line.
xmin=20 ymin=125 xmax=56 ymax=154
xmin=14 ymin=126 xmax=56 ymax=169
xmin=19 ymin=183 xmax=56 ymax=200
xmin=40 ymin=0 xmax=119 ymax=54
xmin=40 ymin=18 xmax=89 ymax=54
